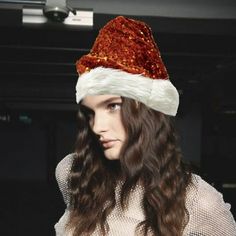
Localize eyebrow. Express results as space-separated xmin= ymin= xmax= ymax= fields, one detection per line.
xmin=81 ymin=96 xmax=122 ymax=110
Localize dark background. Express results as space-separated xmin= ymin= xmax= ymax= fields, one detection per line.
xmin=0 ymin=0 xmax=236 ymax=235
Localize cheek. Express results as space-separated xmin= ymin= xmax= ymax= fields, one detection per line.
xmin=114 ymin=119 xmax=126 ymax=139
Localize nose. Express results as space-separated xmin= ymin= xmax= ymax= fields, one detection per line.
xmin=91 ymin=112 xmax=108 ymax=135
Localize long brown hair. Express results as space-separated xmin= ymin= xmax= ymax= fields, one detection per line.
xmin=67 ymin=97 xmax=192 ymax=235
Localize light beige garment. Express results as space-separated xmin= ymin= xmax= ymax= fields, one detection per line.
xmin=54 ymin=154 xmax=236 ymax=236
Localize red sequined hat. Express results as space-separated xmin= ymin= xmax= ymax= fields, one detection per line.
xmin=75 ymin=16 xmax=179 ymax=116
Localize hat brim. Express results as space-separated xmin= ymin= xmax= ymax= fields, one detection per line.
xmin=76 ymin=67 xmax=179 ymax=116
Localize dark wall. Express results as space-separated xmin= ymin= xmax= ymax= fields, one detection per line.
xmin=0 ymin=6 xmax=235 ymax=235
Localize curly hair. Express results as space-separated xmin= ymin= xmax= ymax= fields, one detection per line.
xmin=66 ymin=97 xmax=192 ymax=236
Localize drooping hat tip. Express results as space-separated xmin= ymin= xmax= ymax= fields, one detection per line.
xmin=75 ymin=16 xmax=179 ymax=116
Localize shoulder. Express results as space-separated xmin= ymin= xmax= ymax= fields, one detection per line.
xmin=185 ymin=174 xmax=236 ymax=235
xmin=188 ymin=174 xmax=230 ymax=211
xmin=55 ymin=153 xmax=76 ymax=206
xmin=187 ymin=174 xmax=223 ymax=203
xmin=55 ymin=153 xmax=75 ymax=183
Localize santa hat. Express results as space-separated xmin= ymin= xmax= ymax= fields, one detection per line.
xmin=75 ymin=16 xmax=179 ymax=116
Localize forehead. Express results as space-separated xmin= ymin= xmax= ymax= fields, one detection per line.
xmin=81 ymin=95 xmax=121 ymax=108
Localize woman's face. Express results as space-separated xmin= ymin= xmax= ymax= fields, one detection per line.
xmin=81 ymin=95 xmax=126 ymax=160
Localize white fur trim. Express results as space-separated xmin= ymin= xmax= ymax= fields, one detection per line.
xmin=75 ymin=67 xmax=179 ymax=116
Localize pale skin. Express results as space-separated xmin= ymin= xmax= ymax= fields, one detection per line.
xmin=81 ymin=95 xmax=126 ymax=160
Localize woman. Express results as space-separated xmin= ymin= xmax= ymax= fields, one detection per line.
xmin=54 ymin=16 xmax=236 ymax=235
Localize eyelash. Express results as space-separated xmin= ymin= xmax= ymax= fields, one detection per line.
xmin=82 ymin=102 xmax=121 ymax=121
xmin=107 ymin=103 xmax=121 ymax=111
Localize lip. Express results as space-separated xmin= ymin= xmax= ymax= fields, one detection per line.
xmin=101 ymin=140 xmax=118 ymax=149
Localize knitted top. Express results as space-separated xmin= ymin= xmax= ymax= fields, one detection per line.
xmin=54 ymin=154 xmax=236 ymax=236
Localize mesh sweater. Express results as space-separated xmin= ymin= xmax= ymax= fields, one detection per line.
xmin=54 ymin=154 xmax=236 ymax=236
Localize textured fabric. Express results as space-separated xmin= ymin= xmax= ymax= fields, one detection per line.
xmin=54 ymin=154 xmax=236 ymax=236
xmin=76 ymin=16 xmax=168 ymax=80
xmin=75 ymin=67 xmax=179 ymax=116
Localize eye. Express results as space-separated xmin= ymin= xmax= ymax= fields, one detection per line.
xmin=107 ymin=103 xmax=121 ymax=111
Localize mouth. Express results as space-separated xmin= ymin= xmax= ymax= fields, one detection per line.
xmin=101 ymin=140 xmax=118 ymax=149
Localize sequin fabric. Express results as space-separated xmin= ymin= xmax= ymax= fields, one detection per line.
xmin=76 ymin=16 xmax=168 ymax=80
xmin=54 ymin=154 xmax=236 ymax=236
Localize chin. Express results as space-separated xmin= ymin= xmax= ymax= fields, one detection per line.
xmin=104 ymin=155 xmax=120 ymax=161
xmin=104 ymin=149 xmax=120 ymax=160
